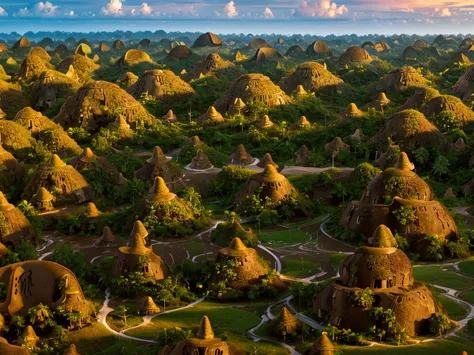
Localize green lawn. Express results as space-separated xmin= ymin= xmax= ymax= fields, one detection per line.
xmin=459 ymin=257 xmax=474 ymax=276
xmin=460 ymin=290 xmax=474 ymax=304
xmin=437 ymin=294 xmax=469 ymax=321
xmin=413 ymin=266 xmax=474 ymax=290
xmin=259 ymin=229 xmax=309 ymax=247
xmin=283 ymin=257 xmax=321 ymax=278
xmin=340 ymin=337 xmax=474 ymax=355
xmin=330 ymin=253 xmax=347 ymax=271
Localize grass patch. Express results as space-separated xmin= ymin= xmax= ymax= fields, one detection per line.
xmin=259 ymin=229 xmax=309 ymax=247
xmin=283 ymin=257 xmax=321 ymax=278
xmin=459 ymin=256 xmax=474 ymax=276
xmin=414 ymin=266 xmax=473 ymax=290
xmin=185 ymin=241 xmax=206 ymax=256
xmin=438 ymin=294 xmax=469 ymax=321
xmin=329 ymin=253 xmax=347 ymax=271
xmin=460 ymin=290 xmax=474 ymax=304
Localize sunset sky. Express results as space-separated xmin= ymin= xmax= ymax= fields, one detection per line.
xmin=0 ymin=0 xmax=473 ymax=34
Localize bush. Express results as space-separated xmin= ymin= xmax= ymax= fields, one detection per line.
xmin=429 ymin=313 xmax=451 ymax=336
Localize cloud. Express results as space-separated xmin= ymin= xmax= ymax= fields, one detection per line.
xmin=141 ymin=2 xmax=153 ymax=16
xmin=0 ymin=7 xmax=7 ymax=16
xmin=101 ymin=0 xmax=123 ymax=15
xmin=66 ymin=10 xmax=75 ymax=16
xmin=35 ymin=1 xmax=59 ymax=15
xmin=296 ymin=0 xmax=348 ymax=18
xmin=223 ymin=1 xmax=238 ymax=18
xmin=262 ymin=7 xmax=274 ymax=18
xmin=435 ymin=7 xmax=452 ymax=16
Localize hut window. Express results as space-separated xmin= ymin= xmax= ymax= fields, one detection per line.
xmin=215 ymin=350 xmax=223 ymax=355
xmin=388 ymin=277 xmax=395 ymax=288
xmin=143 ymin=264 xmax=149 ymax=273
xmin=373 ymin=279 xmax=382 ymax=289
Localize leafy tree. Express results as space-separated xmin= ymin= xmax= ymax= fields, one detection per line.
xmin=351 ymin=288 xmax=375 ymax=308
xmin=414 ymin=147 xmax=430 ymax=167
xmin=429 ymin=313 xmax=451 ymax=336
xmin=431 ymin=155 xmax=450 ymax=178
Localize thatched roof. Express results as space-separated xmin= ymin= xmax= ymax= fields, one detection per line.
xmin=13 ymin=37 xmax=31 ymax=49
xmin=290 ymin=116 xmax=311 ymax=129
xmin=190 ymin=150 xmax=213 ymax=170
xmin=375 ymin=66 xmax=428 ymax=93
xmin=399 ymin=87 xmax=440 ymax=111
xmin=305 ymin=333 xmax=334 ymax=355
xmin=227 ymin=144 xmax=255 ymax=166
xmin=63 ymin=344 xmax=80 ymax=355
xmin=38 ymin=126 xmax=82 ymax=158
xmin=339 ymin=46 xmax=373 ymax=66
xmin=71 ymin=148 xmax=117 ymax=174
xmin=112 ymin=220 xmax=171 ymax=280
xmin=214 ymin=74 xmax=290 ymax=112
xmin=117 ymin=49 xmax=152 ymax=66
xmin=14 ymin=107 xmax=57 ymax=135
xmin=257 ymin=114 xmax=274 ymax=129
xmin=192 ymin=53 xmax=235 ymax=77
xmin=272 ymin=306 xmax=302 ymax=336
xmin=134 ymin=146 xmax=184 ymax=186
xmin=128 ymin=69 xmax=195 ymax=102
xmin=192 ymin=32 xmax=222 ymax=48
xmin=31 ymin=187 xmax=55 ymax=212
xmin=31 ymin=47 xmax=51 ymax=62
xmin=167 ymin=45 xmax=193 ymax=59
xmin=337 ymin=103 xmax=364 ymax=122
xmin=295 ymin=145 xmax=311 ymax=166
xmin=140 ymin=296 xmax=161 ymax=315
xmin=0 ymin=120 xmax=35 ymax=158
xmin=97 ymin=226 xmax=115 ymax=246
xmin=146 ymin=177 xmax=177 ymax=203
xmin=278 ymin=62 xmax=343 ymax=95
xmin=31 ymin=70 xmax=81 ymax=111
xmin=0 ymin=144 xmax=25 ymax=184
xmin=18 ymin=55 xmax=50 ymax=81
xmin=236 ymin=164 xmax=296 ymax=204
xmin=286 ymin=45 xmax=306 ymax=58
xmin=252 ymin=48 xmax=284 ymax=63
xmin=197 ymin=106 xmax=225 ymax=125
xmin=0 ymin=80 xmax=31 ymax=118
xmin=23 ymin=154 xmax=94 ymax=206
xmin=248 ymin=38 xmax=272 ymax=49
xmin=56 ymin=80 xmax=153 ymax=132
xmin=257 ymin=153 xmax=278 ymax=170
xmin=306 ymin=40 xmax=332 ymax=57
xmin=370 ymin=110 xmax=448 ymax=153
xmin=57 ymin=54 xmax=99 ymax=83
xmin=422 ymin=94 xmax=474 ymax=127
xmin=366 ymin=92 xmax=391 ymax=111
xmin=108 ymin=114 xmax=134 ymax=139
xmin=324 ymin=137 xmax=350 ymax=154
xmin=0 ymin=191 xmax=36 ymax=244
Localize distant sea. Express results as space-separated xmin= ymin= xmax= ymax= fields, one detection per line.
xmin=0 ymin=18 xmax=468 ymax=36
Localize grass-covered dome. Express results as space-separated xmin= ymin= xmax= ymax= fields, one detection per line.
xmin=422 ymin=94 xmax=474 ymax=127
xmin=57 ymin=54 xmax=99 ymax=83
xmin=117 ymin=49 xmax=153 ymax=66
xmin=375 ymin=66 xmax=428 ymax=93
xmin=192 ymin=32 xmax=223 ymax=48
xmin=339 ymin=46 xmax=373 ymax=66
xmin=31 ymin=69 xmax=80 ymax=111
xmin=0 ymin=191 xmax=36 ymax=244
xmin=306 ymin=40 xmax=332 ymax=57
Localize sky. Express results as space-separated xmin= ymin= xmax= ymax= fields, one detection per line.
xmin=0 ymin=0 xmax=473 ymax=35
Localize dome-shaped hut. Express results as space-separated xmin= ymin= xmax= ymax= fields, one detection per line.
xmin=295 ymin=145 xmax=311 ymax=166
xmin=197 ymin=106 xmax=225 ymax=125
xmin=339 ymin=46 xmax=373 ymax=66
xmin=128 ymin=69 xmax=195 ymax=103
xmin=278 ymin=62 xmax=343 ymax=95
xmin=55 ymin=80 xmax=153 ymax=132
xmin=366 ymin=92 xmax=391 ymax=111
xmin=0 ymin=144 xmax=25 ymax=189
xmin=140 ymin=296 xmax=160 ymax=315
xmin=167 ymin=45 xmax=193 ymax=60
xmin=14 ymin=107 xmax=58 ymax=136
xmin=337 ymin=103 xmax=364 ymax=122
xmin=31 ymin=47 xmax=51 ymax=62
xmin=214 ymin=74 xmax=290 ymax=113
xmin=96 ymin=226 xmax=115 ymax=247
xmin=324 ymin=137 xmax=350 ymax=154
xmin=399 ymin=87 xmax=440 ymax=111
xmin=18 ymin=55 xmax=50 ymax=81
xmin=117 ymin=49 xmax=153 ymax=66
xmin=111 ymin=220 xmax=171 ymax=280
xmin=13 ymin=37 xmax=31 ymax=50
xmin=422 ymin=94 xmax=474 ymax=127
xmin=286 ymin=45 xmax=306 ymax=58
xmin=257 ymin=114 xmax=274 ymax=129
xmin=0 ymin=191 xmax=36 ymax=244
xmin=113 ymin=39 xmax=126 ymax=49
xmin=248 ymin=38 xmax=272 ymax=49
xmin=257 ymin=153 xmax=278 ymax=170
xmin=192 ymin=53 xmax=235 ymax=77
xmin=31 ymin=187 xmax=55 ymax=212
xmin=189 ymin=150 xmax=213 ymax=170
xmin=57 ymin=55 xmax=99 ymax=83
xmin=252 ymin=48 xmax=284 ymax=63
xmin=313 ymin=225 xmax=442 ymax=336
xmin=108 ymin=114 xmax=134 ymax=139
xmin=290 ymin=115 xmax=311 ymax=130
xmin=306 ymin=40 xmax=332 ymax=58
xmin=23 ymin=154 xmax=94 ymax=206
xmin=0 ymin=119 xmax=35 ymax=158
xmin=31 ymin=70 xmax=80 ymax=111
xmin=0 ymin=80 xmax=31 ymax=118
xmin=192 ymin=32 xmax=223 ymax=48
xmin=227 ymin=144 xmax=255 ymax=166
xmin=305 ymin=333 xmax=335 ymax=355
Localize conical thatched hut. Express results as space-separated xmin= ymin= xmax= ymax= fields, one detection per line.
xmin=127 ymin=69 xmax=195 ymax=103
xmin=305 ymin=333 xmax=334 ymax=355
xmin=197 ymin=106 xmax=225 ymax=125
xmin=324 ymin=137 xmax=350 ymax=154
xmin=189 ymin=150 xmax=213 ymax=170
xmin=108 ymin=114 xmax=134 ymax=139
xmin=370 ymin=110 xmax=448 ymax=153
xmin=70 ymin=148 xmax=117 ymax=176
xmin=23 ymin=154 xmax=94 ymax=206
xmin=31 ymin=187 xmax=55 ymax=212
xmin=0 ymin=119 xmax=35 ymax=158
xmin=313 ymin=225 xmax=442 ymax=337
xmin=278 ymin=62 xmax=343 ymax=95
xmin=257 ymin=153 xmax=278 ymax=170
xmin=117 ymin=49 xmax=152 ymax=66
xmin=399 ymin=87 xmax=440 ymax=111
xmin=192 ymin=32 xmax=222 ymax=48
xmin=290 ymin=116 xmax=311 ymax=130
xmin=31 ymin=70 xmax=81 ymax=111
xmin=228 ymin=97 xmax=248 ymax=115
xmin=339 ymin=46 xmax=373 ymax=66
xmin=295 ymin=145 xmax=311 ymax=166
xmin=236 ymin=164 xmax=296 ymax=204
xmin=13 ymin=37 xmax=31 ymax=50
xmin=63 ymin=344 xmax=80 ymax=355
xmin=214 ymin=74 xmax=290 ymax=113
xmin=111 ymin=221 xmax=171 ymax=280
xmin=18 ymin=55 xmax=50 ymax=81
xmin=272 ymin=306 xmax=302 ymax=338
xmin=337 ymin=103 xmax=364 ymax=122
xmin=55 ymin=81 xmax=153 ymax=132
xmin=14 ymin=108 xmax=57 ymax=135
xmin=134 ymin=147 xmax=184 ymax=189
xmin=140 ymin=296 xmax=161 ymax=315
xmin=422 ymin=94 xmax=474 ymax=127
xmin=227 ymin=144 xmax=255 ymax=166
xmin=159 ymin=315 xmax=229 ymax=355
xmin=167 ymin=45 xmax=193 ymax=60
xmin=96 ymin=226 xmax=115 ymax=247
xmin=0 ymin=144 xmax=25 ymax=189
xmin=0 ymin=80 xmax=30 ymax=118
xmin=452 ymin=137 xmax=467 ymax=152
xmin=257 ymin=114 xmax=275 ymax=129
xmin=366 ymin=92 xmax=391 ymax=111
xmin=375 ymin=66 xmax=428 ymax=93
xmin=191 ymin=53 xmax=235 ymax=77
xmin=0 ymin=191 xmax=36 ymax=244
xmin=163 ymin=110 xmax=178 ymax=123
xmin=306 ymin=40 xmax=332 ymax=58
xmin=0 ymin=260 xmax=94 ymax=319
xmin=213 ymin=238 xmax=269 ymax=290
xmin=57 ymin=55 xmax=99 ymax=83
xmin=340 ymin=153 xmax=458 ymax=252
